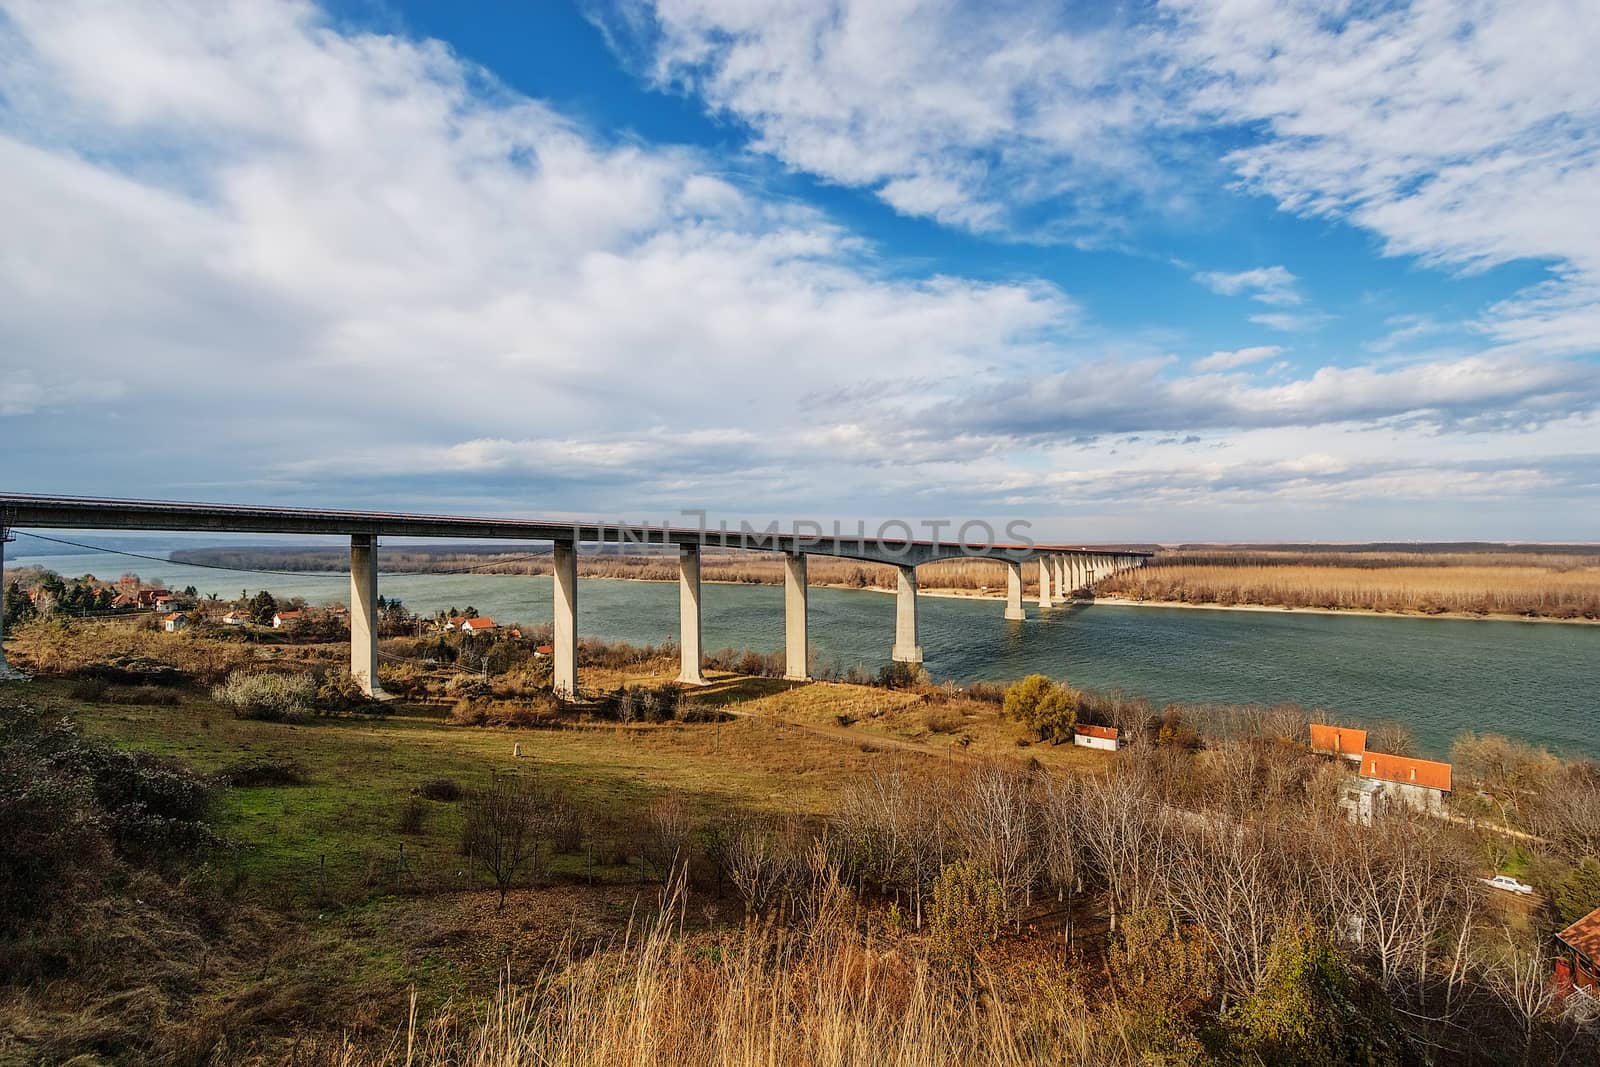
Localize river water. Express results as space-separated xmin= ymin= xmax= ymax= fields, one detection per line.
xmin=15 ymin=550 xmax=1600 ymax=759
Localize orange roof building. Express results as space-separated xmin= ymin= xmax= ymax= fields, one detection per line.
xmin=1359 ymin=751 xmax=1452 ymax=793
xmin=1558 ymin=906 xmax=1600 ymax=991
xmin=1310 ymin=723 xmax=1367 ymax=759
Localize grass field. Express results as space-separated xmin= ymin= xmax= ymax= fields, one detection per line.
xmin=5 ymin=663 xmax=1109 ymax=1062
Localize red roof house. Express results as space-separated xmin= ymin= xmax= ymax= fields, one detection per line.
xmin=1310 ymin=723 xmax=1367 ymax=760
xmin=1359 ymin=751 xmax=1452 ymax=793
xmin=1558 ymin=905 xmax=1600 ymax=992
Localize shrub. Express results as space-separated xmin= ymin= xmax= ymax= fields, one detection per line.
xmin=315 ymin=668 xmax=376 ymax=712
xmin=929 ymin=860 xmax=1004 ymax=971
xmin=69 ymin=677 xmax=110 ymax=702
xmin=219 ymin=756 xmax=309 ymax=788
xmin=416 ymin=777 xmax=462 ymax=802
xmin=1003 ymin=674 xmax=1077 ymax=742
xmin=211 ymin=671 xmax=316 ymax=723
xmin=396 ymin=796 xmax=428 ymax=835
xmin=876 ymin=661 xmax=927 ymax=689
xmin=0 ymin=703 xmax=218 ymax=935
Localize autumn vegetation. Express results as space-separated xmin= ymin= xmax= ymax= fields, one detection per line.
xmin=1099 ymin=546 xmax=1600 ymax=620
xmin=1 ymin=618 xmax=1598 ymax=1064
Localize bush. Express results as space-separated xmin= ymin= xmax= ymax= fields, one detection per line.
xmin=211 ymin=671 xmax=316 ymax=723
xmin=929 ymin=860 xmax=1004 ymax=970
xmin=416 ymin=777 xmax=463 ymax=802
xmin=219 ymin=756 xmax=309 ymax=788
xmin=69 ymin=677 xmax=110 ymax=702
xmin=0 ymin=703 xmax=218 ymax=936
xmin=1003 ymin=674 xmax=1077 ymax=742
xmin=876 ymin=661 xmax=927 ymax=689
xmin=396 ymin=796 xmax=428 ymax=835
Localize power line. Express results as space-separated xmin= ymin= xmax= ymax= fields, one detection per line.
xmin=12 ymin=530 xmax=349 ymax=580
xmin=13 ymin=530 xmax=559 ymax=580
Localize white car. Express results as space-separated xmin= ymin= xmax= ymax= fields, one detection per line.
xmin=1481 ymin=874 xmax=1536 ymax=896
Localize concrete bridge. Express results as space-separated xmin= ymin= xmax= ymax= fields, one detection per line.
xmin=0 ymin=494 xmax=1150 ymax=696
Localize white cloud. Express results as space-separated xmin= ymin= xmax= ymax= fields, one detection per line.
xmin=616 ymin=1 xmax=1600 ymax=366
xmin=1248 ymin=311 xmax=1332 ymax=333
xmin=1192 ymin=266 xmax=1301 ymax=305
xmin=1 ymin=0 xmax=1597 ymax=537
xmin=602 ymin=0 xmax=1182 ymax=239
xmin=1171 ymin=0 xmax=1600 ymax=358
xmin=1194 ymin=345 xmax=1283 ymax=372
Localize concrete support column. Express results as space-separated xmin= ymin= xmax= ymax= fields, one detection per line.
xmin=1054 ymin=556 xmax=1070 ymax=602
xmin=677 ymin=543 xmax=706 ymax=685
xmin=1004 ymin=560 xmax=1025 ymax=621
xmin=349 ymin=534 xmax=385 ymax=698
xmin=1038 ymin=557 xmax=1054 ymax=609
xmin=784 ymin=552 xmax=809 ymax=681
xmin=0 ymin=526 xmax=14 ymax=679
xmin=1070 ymin=556 xmax=1084 ymax=594
xmin=552 ymin=540 xmax=578 ymax=699
xmin=892 ymin=565 xmax=923 ymax=663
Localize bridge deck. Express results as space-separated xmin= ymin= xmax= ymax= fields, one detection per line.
xmin=0 ymin=494 xmax=1152 ymax=566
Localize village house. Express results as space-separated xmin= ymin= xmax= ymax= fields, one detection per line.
xmin=162 ymin=612 xmax=189 ymax=633
xmin=1557 ymin=905 xmax=1600 ymax=995
xmin=1073 ymin=724 xmax=1120 ymax=751
xmin=221 ymin=610 xmax=248 ymax=626
xmin=1314 ymin=724 xmax=1453 ymax=822
xmin=152 ymin=594 xmax=176 ymax=613
xmin=1359 ymin=751 xmax=1452 ymax=815
xmin=1310 ymin=723 xmax=1366 ymax=762
xmin=272 ymin=610 xmax=302 ymax=629
xmin=446 ymin=616 xmax=497 ymax=633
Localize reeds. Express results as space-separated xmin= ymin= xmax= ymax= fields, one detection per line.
xmin=1101 ymin=556 xmax=1600 ymax=619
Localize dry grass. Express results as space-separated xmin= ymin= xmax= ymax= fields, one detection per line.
xmin=315 ymin=894 xmax=1112 ymax=1067
xmin=1101 ymin=553 xmax=1600 ymax=620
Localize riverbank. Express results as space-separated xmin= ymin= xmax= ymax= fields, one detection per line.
xmin=1089 ymin=594 xmax=1600 ymax=627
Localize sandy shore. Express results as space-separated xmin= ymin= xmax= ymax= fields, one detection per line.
xmin=1087 ymin=594 xmax=1599 ymax=627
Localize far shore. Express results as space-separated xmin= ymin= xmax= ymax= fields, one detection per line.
xmin=1086 ymin=594 xmax=1600 ymax=627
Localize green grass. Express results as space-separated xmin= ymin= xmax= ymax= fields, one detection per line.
xmin=22 ymin=678 xmax=887 ymax=905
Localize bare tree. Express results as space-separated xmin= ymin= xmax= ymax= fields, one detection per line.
xmin=1315 ymin=814 xmax=1475 ymax=995
xmin=461 ymin=774 xmax=562 ymax=910
xmin=638 ymin=792 xmax=694 ymax=878
xmin=1525 ymin=760 xmax=1600 ymax=863
xmin=722 ymin=812 xmax=810 ymax=916
xmin=1163 ymin=817 xmax=1305 ymax=1002
xmin=949 ymin=760 xmax=1044 ymax=927
xmin=1480 ymin=926 xmax=1560 ymax=1065
xmin=1076 ymin=759 xmax=1172 ymax=934
xmin=1040 ymin=773 xmax=1088 ymax=954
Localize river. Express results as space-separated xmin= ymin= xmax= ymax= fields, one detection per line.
xmin=14 ymin=549 xmax=1600 ymax=759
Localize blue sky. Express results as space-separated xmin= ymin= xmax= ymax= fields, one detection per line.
xmin=2 ymin=0 xmax=1597 ymax=540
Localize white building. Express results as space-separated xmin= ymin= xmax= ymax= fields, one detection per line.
xmin=1073 ymin=724 xmax=1120 ymax=751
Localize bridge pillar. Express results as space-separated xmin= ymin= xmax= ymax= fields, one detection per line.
xmin=784 ymin=552 xmax=809 ymax=681
xmin=0 ymin=526 xmax=15 ymax=679
xmin=1053 ymin=555 xmax=1069 ymax=602
xmin=552 ymin=539 xmax=578 ymax=699
xmin=1070 ymin=555 xmax=1084 ymax=594
xmin=677 ymin=543 xmax=706 ymax=685
xmin=349 ymin=534 xmax=385 ymax=698
xmin=892 ymin=565 xmax=922 ymax=663
xmin=1038 ymin=557 xmax=1054 ymax=609
xmin=1004 ymin=560 xmax=1025 ymax=621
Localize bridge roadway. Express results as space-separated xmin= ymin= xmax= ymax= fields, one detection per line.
xmin=0 ymin=494 xmax=1150 ymax=696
